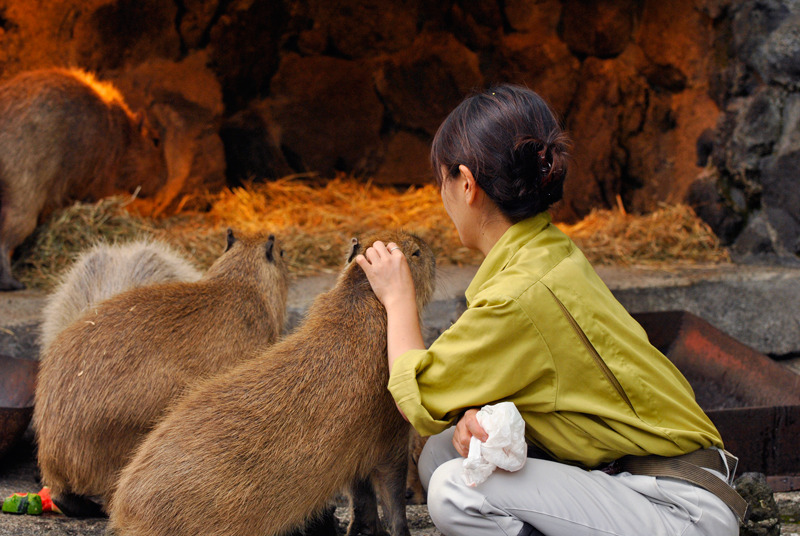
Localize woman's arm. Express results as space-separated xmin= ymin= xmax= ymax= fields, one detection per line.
xmin=355 ymin=240 xmax=425 ymax=415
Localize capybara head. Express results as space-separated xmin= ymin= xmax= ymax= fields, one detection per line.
xmin=346 ymin=230 xmax=436 ymax=312
xmin=204 ymin=228 xmax=289 ymax=297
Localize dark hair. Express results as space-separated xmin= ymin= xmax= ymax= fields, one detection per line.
xmin=431 ymin=84 xmax=570 ymax=223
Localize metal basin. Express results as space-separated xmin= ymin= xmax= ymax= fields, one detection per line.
xmin=0 ymin=354 xmax=38 ymax=459
xmin=633 ymin=311 xmax=800 ymax=491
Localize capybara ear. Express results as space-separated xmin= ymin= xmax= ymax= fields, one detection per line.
xmin=226 ymin=229 xmax=236 ymax=252
xmin=265 ymin=235 xmax=276 ymax=263
xmin=347 ymin=237 xmax=360 ymax=263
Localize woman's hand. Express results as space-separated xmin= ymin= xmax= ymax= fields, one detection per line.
xmin=453 ymin=408 xmax=489 ymax=457
xmin=355 ymin=240 xmax=416 ymax=310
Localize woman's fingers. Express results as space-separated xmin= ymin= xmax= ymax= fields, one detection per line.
xmin=358 ymin=241 xmax=403 ymax=266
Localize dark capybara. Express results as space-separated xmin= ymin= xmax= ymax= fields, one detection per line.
xmin=108 ymin=230 xmax=436 ymax=536
xmin=39 ymin=239 xmax=202 ymax=353
xmin=34 ymin=230 xmax=288 ymax=515
xmin=0 ymin=68 xmax=166 ymax=291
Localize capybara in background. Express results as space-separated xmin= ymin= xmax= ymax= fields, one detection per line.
xmin=0 ymin=68 xmax=166 ymax=291
xmin=34 ymin=229 xmax=288 ymax=516
xmin=108 ymin=231 xmax=436 ymax=536
xmin=38 ymin=239 xmax=202 ymax=353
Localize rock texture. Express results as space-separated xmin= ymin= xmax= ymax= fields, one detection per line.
xmin=0 ymin=0 xmax=796 ymax=257
xmin=695 ymin=0 xmax=800 ymax=264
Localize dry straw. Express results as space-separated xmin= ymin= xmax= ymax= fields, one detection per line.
xmin=13 ymin=177 xmax=729 ymax=290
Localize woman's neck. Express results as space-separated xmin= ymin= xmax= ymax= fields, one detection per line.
xmin=474 ymin=210 xmax=512 ymax=257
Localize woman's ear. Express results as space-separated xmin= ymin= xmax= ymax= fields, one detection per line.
xmin=458 ymin=165 xmax=479 ymax=206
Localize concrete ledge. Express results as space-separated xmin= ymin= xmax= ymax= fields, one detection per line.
xmin=2 ymin=264 xmax=799 ymax=359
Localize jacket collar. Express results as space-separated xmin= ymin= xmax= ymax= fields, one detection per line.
xmin=465 ymin=212 xmax=552 ymax=304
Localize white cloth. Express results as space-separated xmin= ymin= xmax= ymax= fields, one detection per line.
xmin=462 ymin=402 xmax=527 ymax=487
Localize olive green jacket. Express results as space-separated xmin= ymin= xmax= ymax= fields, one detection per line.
xmin=388 ymin=212 xmax=723 ymax=468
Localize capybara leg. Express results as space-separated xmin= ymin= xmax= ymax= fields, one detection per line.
xmin=347 ymin=477 xmax=383 ymax=536
xmin=405 ymin=431 xmax=427 ymax=505
xmin=51 ymin=492 xmax=106 ymax=518
xmin=299 ymin=504 xmax=339 ymax=536
xmin=372 ymin=458 xmax=411 ymax=536
xmin=0 ymin=243 xmax=23 ymax=290
xmin=0 ymin=200 xmax=41 ymax=290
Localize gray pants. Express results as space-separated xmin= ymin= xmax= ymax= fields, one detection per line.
xmin=419 ymin=428 xmax=738 ymax=536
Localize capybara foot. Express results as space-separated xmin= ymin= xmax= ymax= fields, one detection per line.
xmin=300 ymin=504 xmax=339 ymax=536
xmin=52 ymin=492 xmax=106 ymax=518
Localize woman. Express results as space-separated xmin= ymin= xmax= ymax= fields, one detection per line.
xmin=355 ymin=84 xmax=743 ymax=535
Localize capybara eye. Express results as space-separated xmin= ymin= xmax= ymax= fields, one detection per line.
xmin=411 ymin=250 xmax=421 ymax=257
xmin=280 ymin=249 xmax=284 ymax=258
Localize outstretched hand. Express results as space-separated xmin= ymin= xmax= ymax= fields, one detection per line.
xmin=453 ymin=408 xmax=489 ymax=457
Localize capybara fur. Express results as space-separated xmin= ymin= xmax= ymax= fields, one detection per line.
xmin=34 ymin=230 xmax=288 ymax=514
xmin=0 ymin=68 xmax=166 ymax=290
xmin=39 ymin=239 xmax=202 ymax=353
xmin=108 ymin=231 xmax=436 ymax=536
xmin=406 ymin=430 xmax=429 ymax=505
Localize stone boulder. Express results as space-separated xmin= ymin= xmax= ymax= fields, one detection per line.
xmin=0 ymin=0 xmax=180 ymax=75
xmin=698 ymin=0 xmax=800 ymax=262
xmin=297 ymin=0 xmax=420 ymax=58
xmin=561 ymin=0 xmax=639 ymax=58
xmin=375 ymin=32 xmax=484 ymax=136
xmin=206 ymin=0 xmax=287 ymax=112
xmin=268 ymin=53 xmax=384 ymax=177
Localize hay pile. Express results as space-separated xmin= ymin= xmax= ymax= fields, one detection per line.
xmin=12 ymin=178 xmax=729 ymax=290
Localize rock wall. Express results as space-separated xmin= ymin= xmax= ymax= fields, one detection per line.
xmin=0 ymin=0 xmax=796 ymax=260
xmin=690 ymin=0 xmax=800 ymax=264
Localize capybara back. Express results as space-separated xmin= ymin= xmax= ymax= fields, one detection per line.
xmin=34 ymin=230 xmax=288 ymax=512
xmin=109 ymin=231 xmax=435 ymax=536
xmin=39 ymin=239 xmax=202 ymax=352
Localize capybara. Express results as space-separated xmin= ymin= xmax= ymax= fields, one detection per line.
xmin=108 ymin=231 xmax=436 ymax=536
xmin=38 ymin=239 xmax=202 ymax=353
xmin=34 ymin=229 xmax=288 ymax=516
xmin=0 ymin=68 xmax=166 ymax=291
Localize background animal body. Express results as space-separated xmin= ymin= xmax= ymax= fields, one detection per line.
xmin=0 ymin=68 xmax=166 ymax=291
xmin=108 ymin=231 xmax=436 ymax=536
xmin=38 ymin=239 xmax=202 ymax=352
xmin=33 ymin=231 xmax=288 ymax=513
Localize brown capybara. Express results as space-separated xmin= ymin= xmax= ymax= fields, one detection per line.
xmin=39 ymin=239 xmax=202 ymax=353
xmin=34 ymin=229 xmax=288 ymax=516
xmin=108 ymin=230 xmax=436 ymax=536
xmin=0 ymin=68 xmax=166 ymax=291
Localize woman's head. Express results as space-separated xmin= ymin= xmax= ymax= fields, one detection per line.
xmin=431 ymin=84 xmax=570 ymax=223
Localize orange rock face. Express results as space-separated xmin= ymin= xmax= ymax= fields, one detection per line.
xmin=0 ymin=0 xmax=738 ymax=223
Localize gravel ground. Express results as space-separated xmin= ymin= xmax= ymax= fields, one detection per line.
xmin=1 ymin=431 xmax=797 ymax=536
xmin=0 ymin=430 xmax=442 ymax=536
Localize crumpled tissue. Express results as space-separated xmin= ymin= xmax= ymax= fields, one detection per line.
xmin=462 ymin=401 xmax=527 ymax=487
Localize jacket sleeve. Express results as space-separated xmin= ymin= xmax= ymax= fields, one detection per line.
xmin=387 ymin=295 xmax=556 ymax=436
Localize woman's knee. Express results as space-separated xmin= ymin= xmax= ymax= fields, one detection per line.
xmin=418 ymin=428 xmax=459 ymax=491
xmin=426 ymin=459 xmax=468 ymax=529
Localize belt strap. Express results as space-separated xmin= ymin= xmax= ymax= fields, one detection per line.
xmin=621 ymin=451 xmax=750 ymax=523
